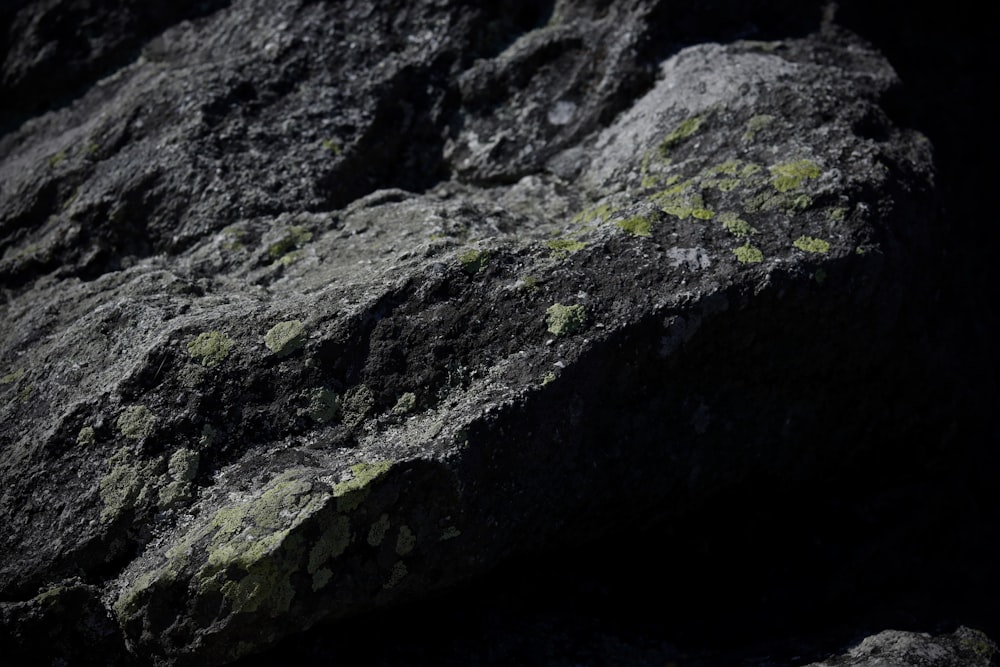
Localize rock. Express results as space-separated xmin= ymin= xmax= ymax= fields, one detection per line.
xmin=0 ymin=1 xmax=952 ymax=664
xmin=807 ymin=627 xmax=998 ymax=667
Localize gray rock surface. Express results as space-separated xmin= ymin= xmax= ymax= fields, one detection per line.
xmin=0 ymin=1 xmax=991 ymax=665
xmin=807 ymin=627 xmax=998 ymax=667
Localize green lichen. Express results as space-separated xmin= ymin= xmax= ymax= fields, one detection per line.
xmin=571 ymin=203 xmax=615 ymax=225
xmin=793 ymin=236 xmax=831 ymax=254
xmin=743 ymin=114 xmax=775 ymax=141
xmin=303 ymin=388 xmax=341 ymax=423
xmin=48 ymin=151 xmax=67 ymax=168
xmin=658 ymin=116 xmax=703 ymax=156
xmin=368 ymin=514 xmax=390 ymax=546
xmin=440 ymin=527 xmax=461 ymax=540
xmin=199 ymin=475 xmax=323 ymax=615
xmin=158 ymin=448 xmax=199 ymax=508
xmin=99 ymin=447 xmax=164 ymax=523
xmin=77 ymin=426 xmax=96 ymax=446
xmin=207 ymin=474 xmax=323 ymax=571
xmin=391 ymin=392 xmax=417 ymax=416
xmin=742 ymin=189 xmax=812 ymax=214
xmin=334 ymin=461 xmax=393 ymax=512
xmin=546 ymin=238 xmax=587 ymax=258
xmin=718 ymin=211 xmax=757 ymax=238
xmin=221 ymin=226 xmax=246 ymax=252
xmin=268 ymin=226 xmax=313 ymax=261
xmin=187 ymin=331 xmax=235 ymax=368
xmin=117 ymin=405 xmax=155 ymax=440
xmin=770 ymin=160 xmax=821 ymax=192
xmin=320 ymin=138 xmax=342 ymax=155
xmin=1 ymin=369 xmax=25 ymax=385
xmin=541 ymin=371 xmax=557 ymax=386
xmin=341 ymin=385 xmax=375 ymax=426
xmin=649 ymin=183 xmax=713 ymax=220
xmin=732 ymin=244 xmax=764 ymax=264
xmin=264 ymin=320 xmax=306 ymax=358
xmin=179 ymin=364 xmax=207 ymax=388
xmin=703 ymin=177 xmax=740 ymax=192
xmin=518 ymin=275 xmax=539 ymax=291
xmin=383 ymin=561 xmax=407 ymax=590
xmin=307 ymin=514 xmax=351 ymax=577
xmin=219 ymin=538 xmax=301 ymax=616
xmin=828 ymin=207 xmax=847 ymax=221
xmin=546 ymin=303 xmax=586 ymax=337
xmin=459 ymin=249 xmax=489 ymax=275
xmin=617 ymin=215 xmax=653 ymax=237
xmin=395 ymin=525 xmax=416 ymax=556
xmin=958 ymin=628 xmax=997 ymax=660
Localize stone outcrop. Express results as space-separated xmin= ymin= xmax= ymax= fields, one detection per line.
xmin=0 ymin=1 xmax=993 ymax=664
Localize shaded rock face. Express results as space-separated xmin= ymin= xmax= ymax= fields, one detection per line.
xmin=0 ymin=1 xmax=991 ymax=665
xmin=806 ymin=627 xmax=999 ymax=667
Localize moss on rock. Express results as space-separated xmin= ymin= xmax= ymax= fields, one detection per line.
xmin=117 ymin=405 xmax=155 ymax=440
xmin=187 ymin=331 xmax=235 ymax=368
xmin=546 ymin=303 xmax=586 ymax=336
xmin=264 ymin=320 xmax=306 ymax=358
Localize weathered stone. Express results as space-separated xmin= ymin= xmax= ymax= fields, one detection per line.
xmin=807 ymin=627 xmax=998 ymax=667
xmin=0 ymin=1 xmax=977 ymax=665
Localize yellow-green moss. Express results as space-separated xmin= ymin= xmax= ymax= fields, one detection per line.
xmin=219 ymin=537 xmax=302 ymax=616
xmin=158 ymin=448 xmax=199 ymax=508
xmin=341 ymin=385 xmax=375 ymax=426
xmin=368 ymin=514 xmax=391 ymax=546
xmin=334 ymin=461 xmax=393 ymax=512
xmin=395 ymin=525 xmax=416 ymax=556
xmin=770 ymin=160 xmax=821 ymax=192
xmin=546 ymin=238 xmax=587 ymax=258
xmin=117 ymin=405 xmax=155 ymax=440
xmin=440 ymin=527 xmax=461 ymax=540
xmin=383 ymin=561 xmax=408 ymax=590
xmin=77 ymin=426 xmax=96 ymax=446
xmin=649 ymin=183 xmax=713 ymax=220
xmin=187 ymin=331 xmax=235 ymax=368
xmin=658 ymin=116 xmax=704 ymax=156
xmin=828 ymin=207 xmax=847 ymax=221
xmin=307 ymin=514 xmax=351 ymax=577
xmin=733 ymin=244 xmax=764 ymax=264
xmin=391 ymin=392 xmax=417 ymax=416
xmin=320 ymin=138 xmax=342 ymax=155
xmin=48 ymin=151 xmax=67 ymax=168
xmin=99 ymin=447 xmax=165 ymax=523
xmin=718 ymin=211 xmax=757 ymax=238
xmin=743 ymin=114 xmax=775 ymax=141
xmin=546 ymin=303 xmax=586 ymax=336
xmin=264 ymin=320 xmax=306 ymax=357
xmin=617 ymin=215 xmax=653 ymax=237
xmin=303 ymin=388 xmax=341 ymax=423
xmin=268 ymin=226 xmax=313 ymax=260
xmin=571 ymin=203 xmax=615 ymax=225
xmin=459 ymin=249 xmax=489 ymax=275
xmin=541 ymin=371 xmax=557 ymax=386
xmin=1 ymin=369 xmax=25 ymax=385
xmin=793 ymin=236 xmax=831 ymax=253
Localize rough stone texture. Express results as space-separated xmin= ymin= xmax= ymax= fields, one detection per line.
xmin=807 ymin=627 xmax=998 ymax=667
xmin=0 ymin=1 xmax=995 ymax=665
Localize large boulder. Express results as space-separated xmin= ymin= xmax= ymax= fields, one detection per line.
xmin=0 ymin=1 xmax=974 ymax=664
